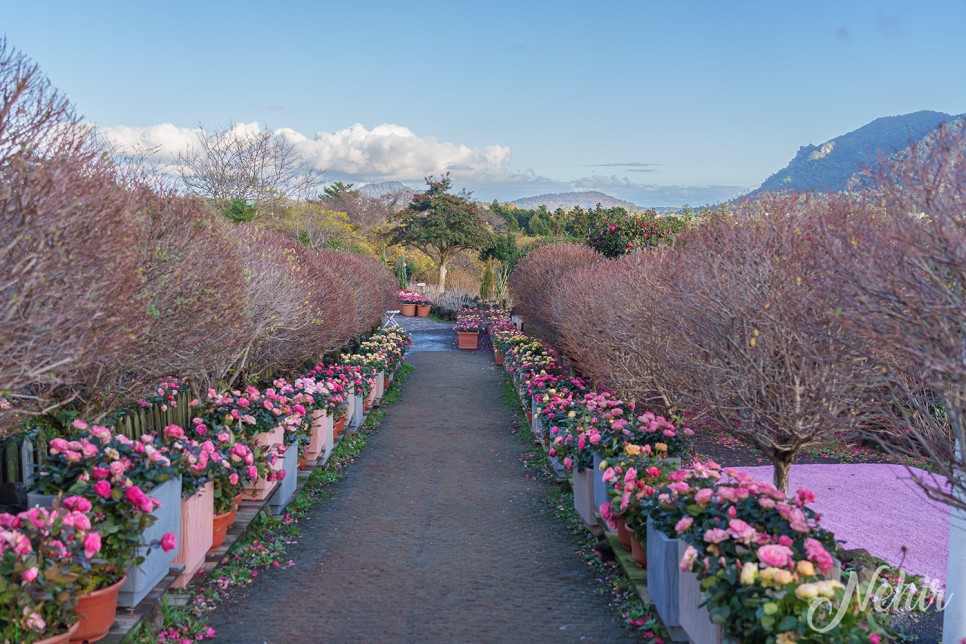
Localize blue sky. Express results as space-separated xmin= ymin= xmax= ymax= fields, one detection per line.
xmin=4 ymin=0 xmax=965 ymax=206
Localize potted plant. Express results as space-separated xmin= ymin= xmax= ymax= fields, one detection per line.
xmin=0 ymin=500 xmax=103 ymax=643
xmin=398 ymin=289 xmax=422 ymax=316
xmin=454 ymin=307 xmax=484 ymax=350
xmin=30 ymin=425 xmax=180 ymax=610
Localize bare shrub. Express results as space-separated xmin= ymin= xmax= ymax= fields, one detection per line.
xmin=509 ymin=243 xmax=603 ymax=343
xmin=658 ymin=201 xmax=876 ymax=492
xmin=820 ymin=125 xmax=966 ymax=510
xmin=0 ymin=40 xmax=142 ymax=426
xmin=131 ymin=187 xmax=252 ymax=388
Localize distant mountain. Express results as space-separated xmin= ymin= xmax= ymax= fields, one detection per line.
xmin=358 ymin=181 xmax=417 ymax=200
xmin=751 ymin=111 xmax=959 ymax=196
xmin=510 ymin=191 xmax=639 ymax=211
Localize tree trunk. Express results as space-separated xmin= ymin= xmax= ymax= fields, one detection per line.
xmin=437 ymin=262 xmax=447 ymax=292
xmin=773 ymin=456 xmax=792 ymax=494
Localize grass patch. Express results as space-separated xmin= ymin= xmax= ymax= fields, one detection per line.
xmin=129 ymin=363 xmax=414 ymax=643
xmin=499 ymin=374 xmax=665 ymax=641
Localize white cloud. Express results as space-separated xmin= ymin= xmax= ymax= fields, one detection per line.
xmin=99 ymin=121 xmax=513 ymax=182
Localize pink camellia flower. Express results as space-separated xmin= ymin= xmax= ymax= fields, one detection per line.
xmin=83 ymin=532 xmax=102 ymax=558
xmin=667 ymin=482 xmax=690 ymax=495
xmin=669 ymin=470 xmax=688 ymax=482
xmin=49 ymin=437 xmax=69 ymax=455
xmin=160 ymin=531 xmax=177 ymax=553
xmin=694 ymin=488 xmax=714 ymax=505
xmin=229 ymin=473 xmax=239 ymax=485
xmin=22 ymin=566 xmax=39 ymax=582
xmin=805 ymin=538 xmax=836 ymax=575
xmin=217 ymin=432 xmax=230 ymax=443
xmin=728 ymin=519 xmax=757 ymax=544
xmin=163 ymin=425 xmax=184 ymax=439
xmin=563 ymin=457 xmax=573 ymax=470
xmin=795 ymin=487 xmax=817 ymax=506
xmin=759 ymin=497 xmax=776 ymax=509
xmin=247 ymin=465 xmax=258 ymax=480
xmin=125 ymin=485 xmax=147 ymax=506
xmin=94 ymin=480 xmax=112 ymax=498
xmin=646 ymin=466 xmax=661 ymax=478
xmin=92 ymin=466 xmax=110 ymax=479
xmin=704 ymin=528 xmax=730 ymax=544
xmin=679 ymin=545 xmax=698 ymax=572
xmin=757 ymin=544 xmax=794 ymax=568
xmin=24 ymin=612 xmax=45 ymax=632
xmin=61 ymin=496 xmax=92 ymax=513
xmin=72 ymin=419 xmax=89 ymax=431
xmin=675 ymin=517 xmax=693 ymax=533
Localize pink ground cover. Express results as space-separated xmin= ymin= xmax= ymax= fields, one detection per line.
xmin=735 ymin=464 xmax=950 ymax=583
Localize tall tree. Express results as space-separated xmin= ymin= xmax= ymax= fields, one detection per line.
xmin=392 ymin=174 xmax=492 ymax=292
xmin=176 ymin=122 xmax=320 ymax=217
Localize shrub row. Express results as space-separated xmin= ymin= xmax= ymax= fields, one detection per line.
xmin=0 ymin=42 xmax=397 ymax=431
xmin=509 ymin=130 xmax=966 ymax=506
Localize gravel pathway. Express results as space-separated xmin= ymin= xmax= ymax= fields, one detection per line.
xmin=207 ymin=320 xmax=635 ymax=643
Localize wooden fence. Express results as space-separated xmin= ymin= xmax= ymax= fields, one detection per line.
xmin=0 ymin=389 xmax=193 ymax=486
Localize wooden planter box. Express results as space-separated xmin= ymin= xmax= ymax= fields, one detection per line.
xmin=306 ymin=410 xmax=327 ymax=461
xmin=119 ymin=475 xmax=182 ymax=608
xmin=244 ymin=427 xmax=284 ymax=501
xmin=374 ymin=370 xmax=385 ymax=401
xmin=416 ymin=304 xmax=431 ymax=317
xmin=400 ymin=303 xmax=416 ymax=316
xmin=677 ymin=540 xmax=724 ymax=644
xmin=172 ymin=482 xmax=214 ymax=588
xmin=269 ymin=445 xmax=299 ymax=514
xmin=592 ymin=453 xmax=610 ymax=511
xmin=457 ymin=331 xmax=479 ymax=350
xmin=646 ymin=518 xmax=688 ymax=642
xmin=572 ymin=468 xmax=598 ymax=527
xmin=348 ymin=386 xmax=364 ymax=430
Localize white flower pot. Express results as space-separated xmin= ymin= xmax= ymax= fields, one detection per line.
xmin=269 ymin=445 xmax=299 ymax=514
xmin=119 ymin=475 xmax=182 ymax=608
xmin=572 ymin=467 xmax=598 ymax=527
xmin=677 ymin=539 xmax=724 ymax=644
xmin=646 ymin=518 xmax=688 ymax=642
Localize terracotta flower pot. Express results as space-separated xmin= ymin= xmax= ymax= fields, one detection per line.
xmin=401 ymin=303 xmax=416 ymax=316
xmin=305 ymin=410 xmax=326 ymax=461
xmin=416 ymin=304 xmax=431 ymax=317
xmin=38 ymin=621 xmax=80 ymax=644
xmin=210 ymin=507 xmax=237 ymax=551
xmin=630 ymin=532 xmax=647 ymax=569
xmin=616 ymin=516 xmax=633 ymax=551
xmin=70 ymin=575 xmax=126 ymax=643
xmin=234 ymin=493 xmax=243 ymax=507
xmin=334 ymin=416 xmax=345 ymax=439
xmin=298 ymin=455 xmax=307 ymax=470
xmin=457 ymin=331 xmax=479 ymax=350
xmin=494 ymin=349 xmax=504 ymax=365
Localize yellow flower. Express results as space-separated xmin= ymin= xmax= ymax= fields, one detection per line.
xmin=796 ymin=560 xmax=815 ymax=577
xmin=567 ymin=411 xmax=576 ymax=418
xmin=625 ymin=444 xmax=642 ymax=456
xmin=739 ymin=562 xmax=758 ymax=585
xmin=773 ymin=569 xmax=794 ymax=586
xmin=655 ymin=442 xmax=668 ymax=453
xmin=776 ymin=633 xmax=798 ymax=644
xmin=598 ymin=459 xmax=608 ymax=471
xmin=795 ymin=583 xmax=819 ymax=600
xmin=759 ymin=567 xmax=779 ymax=583
xmin=815 ymin=580 xmax=843 ymax=599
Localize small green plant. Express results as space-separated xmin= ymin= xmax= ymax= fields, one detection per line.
xmin=221 ymin=198 xmax=257 ymax=223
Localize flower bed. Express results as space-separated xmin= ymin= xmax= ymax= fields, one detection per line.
xmin=488 ymin=306 xmax=904 ymax=642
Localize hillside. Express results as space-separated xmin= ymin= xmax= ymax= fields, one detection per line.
xmin=751 ymin=110 xmax=958 ymax=195
xmin=510 ymin=191 xmax=638 ymax=211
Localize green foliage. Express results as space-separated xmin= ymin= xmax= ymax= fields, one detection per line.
xmin=480 ymin=262 xmax=495 ymax=300
xmin=391 ymin=174 xmax=493 ymax=289
xmin=222 ymin=198 xmax=257 ymax=224
xmin=395 ymin=255 xmax=408 ymax=289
